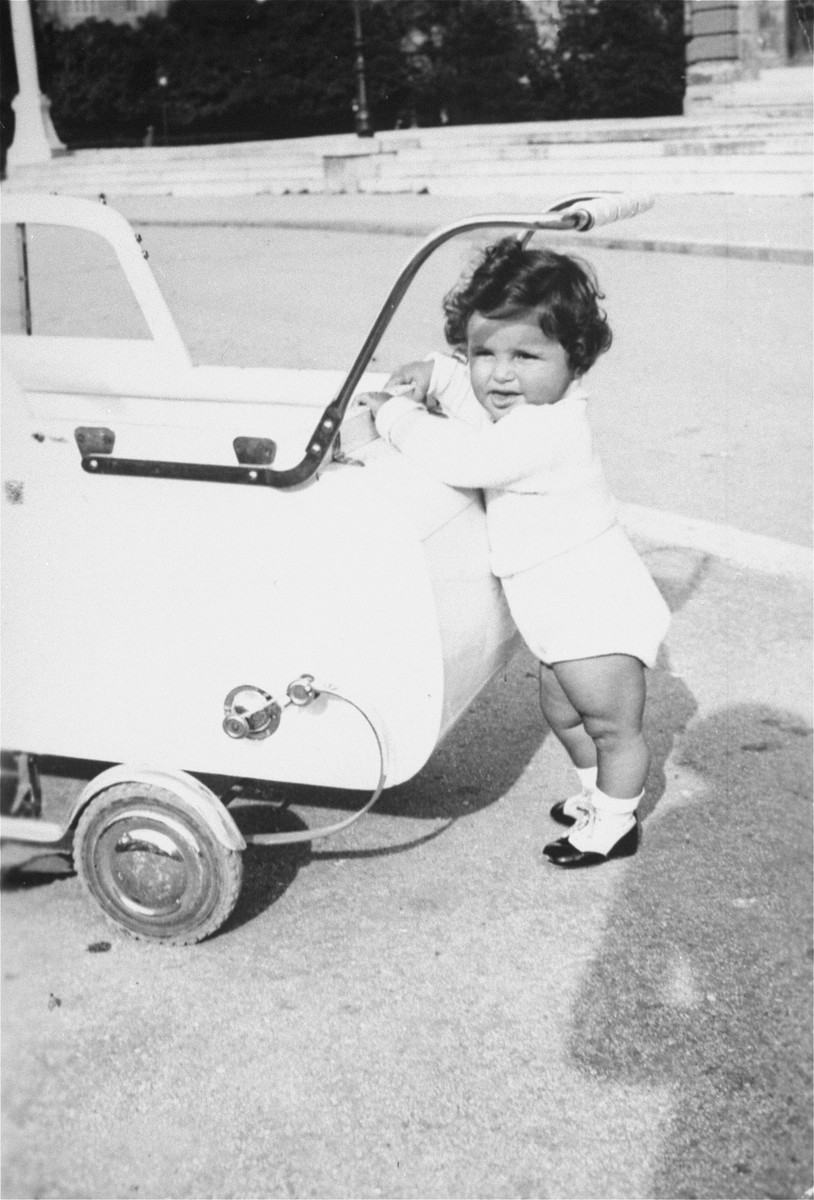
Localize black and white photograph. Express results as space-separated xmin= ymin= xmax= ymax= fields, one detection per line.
xmin=1 ymin=1 xmax=812 ymax=1197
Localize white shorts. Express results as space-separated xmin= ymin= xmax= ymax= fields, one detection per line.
xmin=500 ymin=525 xmax=671 ymax=669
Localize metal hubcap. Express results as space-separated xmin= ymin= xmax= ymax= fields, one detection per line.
xmin=88 ymin=808 xmax=211 ymax=922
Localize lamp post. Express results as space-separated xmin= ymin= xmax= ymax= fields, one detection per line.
xmin=7 ymin=0 xmax=65 ymax=167
xmin=351 ymin=0 xmax=373 ymax=137
xmin=156 ymin=70 xmax=169 ymax=145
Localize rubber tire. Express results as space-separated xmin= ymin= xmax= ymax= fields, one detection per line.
xmin=73 ymin=782 xmax=243 ymax=945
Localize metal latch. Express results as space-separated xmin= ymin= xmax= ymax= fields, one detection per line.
xmin=222 ymin=686 xmax=282 ymax=741
xmin=222 ymin=675 xmax=319 ymax=740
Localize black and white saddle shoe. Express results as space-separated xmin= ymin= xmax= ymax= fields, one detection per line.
xmin=543 ymin=821 xmax=640 ymax=868
xmin=549 ymin=793 xmax=595 ymax=827
xmin=549 ymin=800 xmax=578 ymax=827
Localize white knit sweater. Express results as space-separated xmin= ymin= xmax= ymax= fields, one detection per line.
xmin=374 ymin=353 xmax=617 ymax=577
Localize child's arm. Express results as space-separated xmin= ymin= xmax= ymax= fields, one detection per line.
xmin=356 ymin=361 xmax=436 ymax=420
xmin=359 ymin=355 xmax=458 ymax=419
xmin=373 ymin=400 xmax=550 ymax=489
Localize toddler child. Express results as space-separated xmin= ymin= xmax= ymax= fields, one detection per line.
xmin=361 ymin=236 xmax=670 ymax=868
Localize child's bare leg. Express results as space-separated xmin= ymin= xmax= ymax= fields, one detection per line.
xmin=551 ymin=654 xmax=648 ymax=798
xmin=537 ymin=662 xmax=596 ymax=769
xmin=538 ymin=663 xmax=598 ymax=822
xmin=542 ymin=655 xmax=647 ymax=864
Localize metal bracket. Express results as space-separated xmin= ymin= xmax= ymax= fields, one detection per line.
xmin=233 ymin=437 xmax=276 ymax=466
xmin=75 ymin=426 xmax=115 ymax=456
xmin=16 ymin=223 xmax=32 ymax=336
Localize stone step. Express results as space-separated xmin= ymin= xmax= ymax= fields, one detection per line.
xmin=2 ymin=171 xmax=327 ymax=197
xmin=389 ymin=136 xmax=811 ymax=162
xmin=40 ymin=146 xmax=329 ymax=166
xmin=383 ymin=151 xmax=810 ymax=175
xmin=4 ymin=158 xmax=325 ymax=188
xmin=13 ymin=136 xmax=811 ymax=173
xmin=17 ymin=110 xmax=814 ymax=162
xmin=373 ymin=114 xmax=812 ymax=149
xmin=688 ymin=63 xmax=813 ymax=113
xmin=387 ymin=124 xmax=813 ymax=149
xmin=14 ymin=154 xmax=324 ymax=175
xmin=4 ymin=109 xmax=811 ymax=198
xmin=16 ymin=161 xmax=325 ymax=182
xmin=10 ymin=141 xmax=807 ymax=192
xmin=367 ymin=171 xmax=809 ymax=197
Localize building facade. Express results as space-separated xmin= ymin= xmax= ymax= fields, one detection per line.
xmin=38 ymin=0 xmax=168 ymax=28
xmin=685 ymin=0 xmax=813 ymax=81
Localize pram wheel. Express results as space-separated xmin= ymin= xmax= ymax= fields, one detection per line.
xmin=74 ymin=782 xmax=243 ymax=945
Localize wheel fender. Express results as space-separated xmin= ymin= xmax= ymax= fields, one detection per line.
xmin=68 ymin=765 xmax=246 ymax=852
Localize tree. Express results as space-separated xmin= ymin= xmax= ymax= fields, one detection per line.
xmin=37 ymin=15 xmax=158 ymax=142
xmin=35 ymin=0 xmax=372 ymax=145
xmin=376 ymin=0 xmax=555 ymax=127
xmin=546 ymin=0 xmax=686 ymax=120
xmin=28 ymin=0 xmax=686 ymax=149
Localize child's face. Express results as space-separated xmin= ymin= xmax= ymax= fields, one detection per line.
xmin=466 ymin=310 xmax=574 ymax=422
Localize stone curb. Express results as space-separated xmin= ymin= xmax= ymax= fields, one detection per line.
xmin=126 ymin=213 xmax=812 ymax=265
xmin=620 ymin=502 xmax=813 ymax=579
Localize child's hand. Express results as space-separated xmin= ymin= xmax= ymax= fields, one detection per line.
xmin=385 ymin=361 xmax=433 ymax=405
xmin=355 ymin=391 xmax=391 ymax=417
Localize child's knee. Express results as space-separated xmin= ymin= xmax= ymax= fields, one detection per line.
xmin=584 ymin=713 xmax=644 ymax=749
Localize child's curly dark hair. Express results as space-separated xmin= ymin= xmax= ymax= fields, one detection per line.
xmin=443 ymin=237 xmax=612 ymax=376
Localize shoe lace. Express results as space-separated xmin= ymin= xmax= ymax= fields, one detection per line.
xmin=573 ymin=795 xmax=596 ymax=832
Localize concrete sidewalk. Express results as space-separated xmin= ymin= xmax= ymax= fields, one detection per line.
xmin=113 ymin=191 xmax=813 ymax=264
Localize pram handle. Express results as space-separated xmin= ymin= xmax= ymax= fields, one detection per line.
xmin=274 ymin=194 xmax=655 ymax=485
xmin=323 ymin=192 xmax=656 ymax=461
xmin=563 ymin=193 xmax=655 ymax=231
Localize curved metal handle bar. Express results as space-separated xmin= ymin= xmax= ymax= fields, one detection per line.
xmin=264 ymin=192 xmax=652 ymax=489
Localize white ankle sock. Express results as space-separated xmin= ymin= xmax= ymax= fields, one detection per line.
xmin=561 ymin=765 xmax=598 ymax=817
xmin=575 ymin=765 xmax=598 ymax=791
xmin=569 ymin=787 xmax=642 ymax=855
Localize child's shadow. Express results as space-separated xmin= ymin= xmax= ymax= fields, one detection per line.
xmin=638 ymin=544 xmax=708 ymax=817
xmin=566 ymin=700 xmax=813 ymax=1200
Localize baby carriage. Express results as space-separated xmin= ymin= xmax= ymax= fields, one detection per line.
xmin=1 ymin=189 xmax=652 ymax=943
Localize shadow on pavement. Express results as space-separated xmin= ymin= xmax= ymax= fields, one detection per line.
xmin=639 ymin=545 xmax=707 ymax=818
xmin=567 ymin=701 xmax=813 ymax=1200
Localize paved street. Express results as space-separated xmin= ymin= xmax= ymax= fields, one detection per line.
xmin=2 ymin=193 xmax=812 ymax=1200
